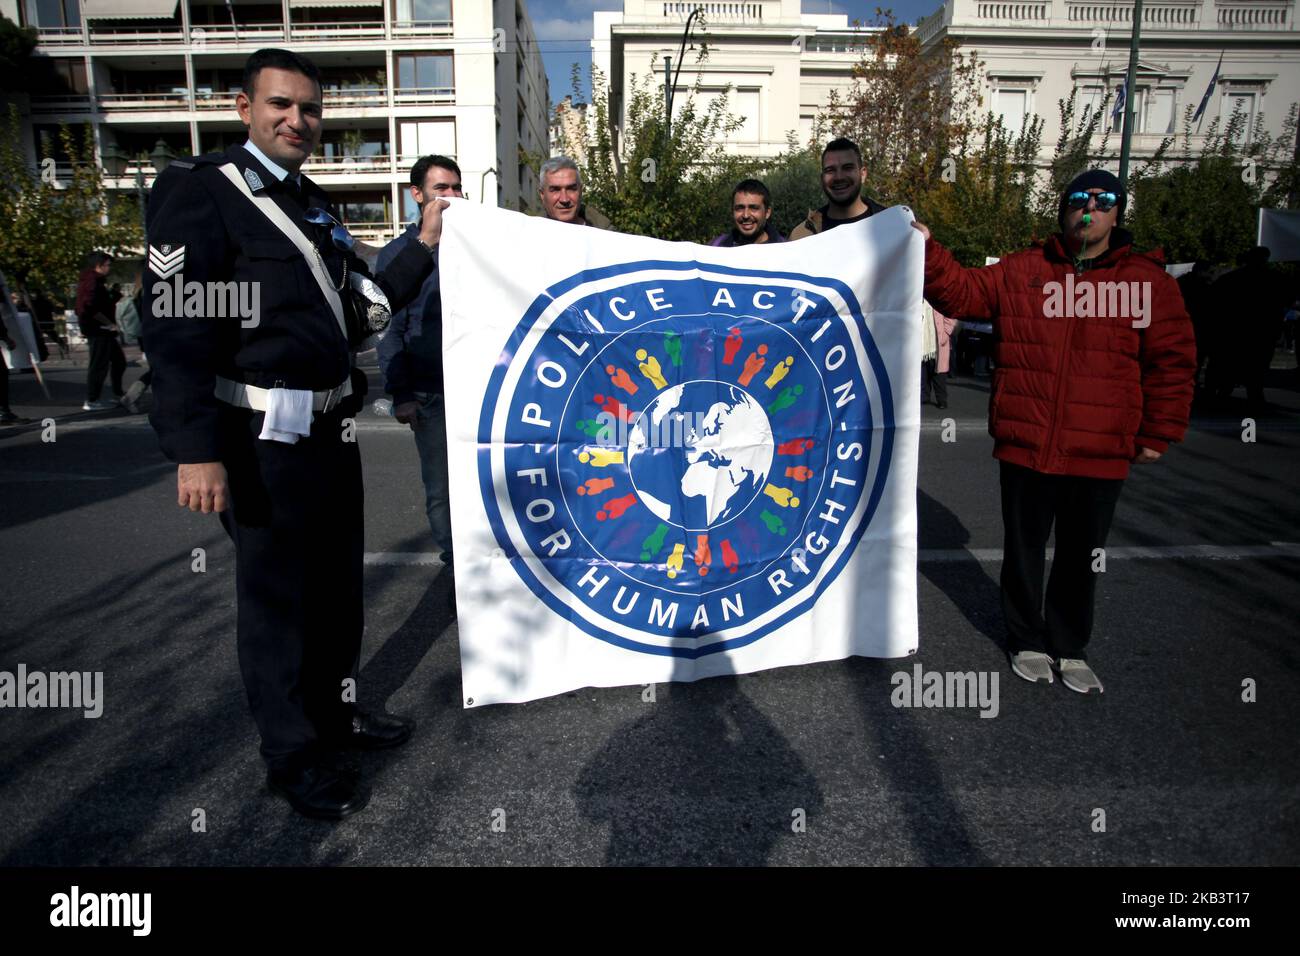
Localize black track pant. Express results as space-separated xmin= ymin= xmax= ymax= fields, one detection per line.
xmin=999 ymin=461 xmax=1124 ymax=660
xmin=85 ymin=335 xmax=125 ymax=402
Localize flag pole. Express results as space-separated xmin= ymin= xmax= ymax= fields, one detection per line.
xmin=1118 ymin=0 xmax=1144 ymax=185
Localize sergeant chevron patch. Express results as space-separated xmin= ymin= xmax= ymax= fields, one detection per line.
xmin=148 ymin=244 xmax=185 ymax=279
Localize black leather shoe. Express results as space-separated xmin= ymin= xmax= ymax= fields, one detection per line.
xmin=267 ymin=764 xmax=369 ymax=821
xmin=325 ymin=711 xmax=414 ymax=751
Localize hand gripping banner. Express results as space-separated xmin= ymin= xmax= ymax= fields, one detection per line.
xmin=440 ymin=203 xmax=922 ymax=706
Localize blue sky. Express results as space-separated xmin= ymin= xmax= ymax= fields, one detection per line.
xmin=529 ymin=0 xmax=944 ymax=105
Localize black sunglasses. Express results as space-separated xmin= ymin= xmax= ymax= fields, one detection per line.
xmin=1066 ymin=190 xmax=1120 ymax=212
xmin=303 ymin=207 xmax=356 ymax=252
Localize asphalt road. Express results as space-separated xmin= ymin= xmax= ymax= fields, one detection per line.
xmin=1 ymin=352 xmax=1297 ymax=866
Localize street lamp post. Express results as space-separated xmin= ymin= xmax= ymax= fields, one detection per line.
xmin=1118 ymin=0 xmax=1145 ymax=186
xmin=664 ymin=7 xmax=704 ymax=144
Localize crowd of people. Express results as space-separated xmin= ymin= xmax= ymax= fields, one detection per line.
xmin=0 ymin=45 xmax=1294 ymax=822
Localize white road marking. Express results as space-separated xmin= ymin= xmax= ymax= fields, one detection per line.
xmin=918 ymin=543 xmax=1300 ymax=563
xmin=364 ymin=544 xmax=1300 ymax=567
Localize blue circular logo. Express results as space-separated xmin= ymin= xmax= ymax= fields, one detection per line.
xmin=477 ymin=260 xmax=895 ymax=658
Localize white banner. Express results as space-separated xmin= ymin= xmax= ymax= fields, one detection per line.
xmin=1258 ymin=208 xmax=1300 ymax=262
xmin=440 ymin=202 xmax=922 ymax=707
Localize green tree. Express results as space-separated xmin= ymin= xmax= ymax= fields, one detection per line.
xmin=817 ymin=8 xmax=985 ymax=208
xmin=556 ymin=57 xmax=755 ymax=242
xmin=0 ymin=105 xmax=140 ymax=307
xmin=1127 ymin=103 xmax=1300 ymax=265
xmin=0 ymin=16 xmax=37 ymax=94
xmin=916 ymin=112 xmax=1044 ymax=265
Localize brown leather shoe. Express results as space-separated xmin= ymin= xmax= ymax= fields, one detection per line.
xmin=267 ymin=764 xmax=369 ymax=820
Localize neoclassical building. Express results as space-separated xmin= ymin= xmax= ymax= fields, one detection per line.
xmin=591 ymin=0 xmax=1300 ymax=166
xmin=919 ymin=0 xmax=1300 ymax=161
xmin=592 ymin=0 xmax=876 ymax=159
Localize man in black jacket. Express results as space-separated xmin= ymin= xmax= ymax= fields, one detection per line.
xmin=143 ymin=48 xmax=446 ymax=820
xmin=378 ymin=155 xmax=463 ymax=567
xmin=77 ymin=252 xmax=126 ymax=411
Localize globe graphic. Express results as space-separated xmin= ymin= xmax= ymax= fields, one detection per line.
xmin=626 ymin=381 xmax=775 ymax=531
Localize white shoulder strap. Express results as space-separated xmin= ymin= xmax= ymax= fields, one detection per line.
xmin=218 ymin=163 xmax=347 ymax=340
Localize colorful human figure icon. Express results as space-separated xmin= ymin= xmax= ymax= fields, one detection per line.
xmin=766 ymin=384 xmax=804 ymax=414
xmin=634 ymin=348 xmax=668 ymax=389
xmin=737 ymin=344 xmax=769 ymax=387
xmin=578 ymin=446 xmax=625 ymax=467
xmin=694 ymin=534 xmax=711 ymax=575
xmin=763 ymin=484 xmax=800 ymax=508
xmin=594 ymin=393 xmax=635 ymax=423
xmin=722 ymin=328 xmax=744 ymax=365
xmin=764 ymin=356 xmax=795 ymax=390
xmin=720 ymin=539 xmax=740 ymax=573
xmin=596 ymin=493 xmax=638 ymax=521
xmin=574 ymin=418 xmax=603 ymax=438
xmin=784 ymin=465 xmax=814 ymax=482
xmin=776 ymin=437 xmax=814 ymax=455
xmin=606 ymin=363 xmax=638 ymax=395
xmin=576 ymin=476 xmax=616 ymax=496
xmin=665 ymin=542 xmax=686 ymax=579
xmin=663 ymin=331 xmax=683 ymax=367
xmin=639 ymin=522 xmax=670 ymax=561
xmin=759 ymin=510 xmax=788 ymax=535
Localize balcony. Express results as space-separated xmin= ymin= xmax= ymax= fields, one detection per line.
xmin=33 ymin=26 xmax=83 ymax=46
xmin=30 ymin=95 xmax=94 ymax=115
xmin=391 ymin=19 xmax=454 ymax=38
xmin=301 ymin=154 xmax=394 ymax=175
xmin=193 ymin=91 xmax=239 ymax=111
xmin=186 ymin=23 xmax=288 ymax=47
xmin=99 ymin=91 xmax=190 ymax=111
xmin=659 ymin=2 xmax=770 ymax=21
xmin=1064 ymin=2 xmax=1200 ymax=26
xmin=323 ymin=88 xmax=388 ymax=109
xmin=289 ymin=20 xmax=386 ymax=41
xmin=392 ymin=87 xmax=455 ymax=106
xmin=976 ymin=2 xmax=1050 ymax=20
xmin=1216 ymin=1 xmax=1293 ymax=29
xmin=84 ymin=23 xmax=185 ymax=45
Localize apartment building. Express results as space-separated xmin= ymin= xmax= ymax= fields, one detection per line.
xmin=592 ymin=0 xmax=876 ymax=160
xmin=6 ymin=0 xmax=550 ymax=240
xmin=918 ymin=0 xmax=1300 ymax=162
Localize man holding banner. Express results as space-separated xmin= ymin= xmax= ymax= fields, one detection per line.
xmin=914 ymin=170 xmax=1195 ymax=694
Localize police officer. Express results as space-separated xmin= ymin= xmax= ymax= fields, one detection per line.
xmin=142 ymin=48 xmax=447 ymax=820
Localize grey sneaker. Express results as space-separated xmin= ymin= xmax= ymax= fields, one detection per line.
xmin=121 ymin=380 xmax=146 ymax=413
xmin=82 ymin=399 xmax=117 ymax=411
xmin=1058 ymin=658 xmax=1104 ymax=694
xmin=1010 ymin=650 xmax=1054 ymax=684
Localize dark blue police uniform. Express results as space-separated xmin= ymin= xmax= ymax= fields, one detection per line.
xmin=142 ymin=144 xmax=433 ymax=774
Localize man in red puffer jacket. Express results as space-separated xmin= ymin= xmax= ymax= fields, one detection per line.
xmin=913 ymin=169 xmax=1196 ymax=694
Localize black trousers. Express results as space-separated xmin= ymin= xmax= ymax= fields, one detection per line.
xmin=217 ymin=404 xmax=364 ymax=771
xmin=999 ymin=461 xmax=1124 ymax=660
xmin=921 ymin=359 xmax=948 ymax=405
xmin=85 ymin=335 xmax=125 ymax=402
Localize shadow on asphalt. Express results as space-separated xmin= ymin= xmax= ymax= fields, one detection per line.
xmin=573 ymin=674 xmax=824 ymax=865
xmin=0 ymin=422 xmax=171 ymax=533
